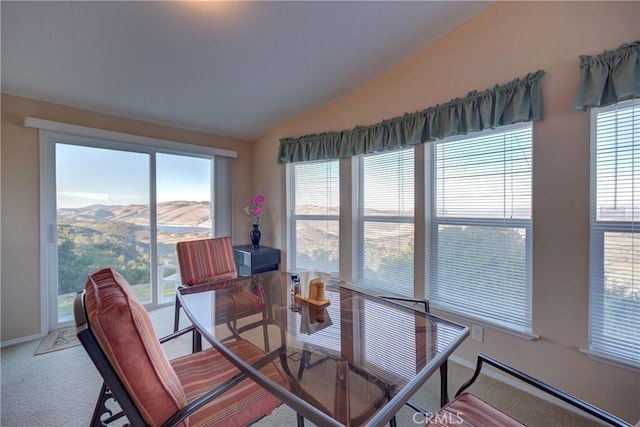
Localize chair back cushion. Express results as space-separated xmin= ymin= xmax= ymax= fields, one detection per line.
xmin=177 ymin=237 xmax=238 ymax=286
xmin=85 ymin=268 xmax=187 ymax=426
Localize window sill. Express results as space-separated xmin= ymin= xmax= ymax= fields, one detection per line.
xmin=336 ymin=282 xmax=539 ymax=340
xmin=580 ymin=348 xmax=640 ymax=373
xmin=431 ymin=305 xmax=539 ymax=341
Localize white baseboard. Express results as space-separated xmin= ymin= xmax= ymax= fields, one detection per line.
xmin=449 ymin=355 xmax=616 ymax=425
xmin=0 ymin=332 xmax=44 ymax=348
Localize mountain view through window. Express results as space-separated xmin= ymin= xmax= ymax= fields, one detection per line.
xmin=55 ymin=144 xmax=212 ymax=322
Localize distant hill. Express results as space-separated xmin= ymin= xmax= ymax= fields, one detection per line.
xmin=58 ymin=201 xmax=212 ymax=227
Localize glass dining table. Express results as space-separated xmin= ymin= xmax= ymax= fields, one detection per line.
xmin=178 ymin=271 xmax=469 ymax=427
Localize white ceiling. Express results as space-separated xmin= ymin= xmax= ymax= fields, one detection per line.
xmin=1 ymin=1 xmax=492 ymax=141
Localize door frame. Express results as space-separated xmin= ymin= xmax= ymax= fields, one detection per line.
xmin=32 ymin=117 xmax=236 ymax=333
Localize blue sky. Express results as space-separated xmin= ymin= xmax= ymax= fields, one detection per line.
xmin=56 ymin=144 xmax=210 ymax=208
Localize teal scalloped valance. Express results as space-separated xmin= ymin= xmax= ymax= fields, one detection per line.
xmin=574 ymin=40 xmax=640 ymax=111
xmin=278 ymin=70 xmax=545 ymax=164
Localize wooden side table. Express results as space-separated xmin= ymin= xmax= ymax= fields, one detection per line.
xmin=233 ymin=245 xmax=281 ymax=276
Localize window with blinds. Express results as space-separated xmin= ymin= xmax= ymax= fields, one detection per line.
xmin=426 ymin=123 xmax=532 ymax=331
xmin=356 ymin=148 xmax=414 ymax=296
xmin=361 ymin=299 xmax=465 ymax=384
xmin=362 ymin=299 xmax=416 ymax=382
xmin=590 ymin=99 xmax=640 ymax=367
xmin=290 ymin=297 xmax=342 ymax=354
xmin=289 ymin=160 xmax=340 ymax=275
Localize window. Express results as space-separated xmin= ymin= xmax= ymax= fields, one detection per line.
xmin=362 ymin=299 xmax=417 ymax=381
xmin=589 ymin=99 xmax=640 ymax=367
xmin=37 ymin=120 xmax=234 ymax=330
xmin=290 ymin=296 xmax=342 ymax=354
xmin=426 ymin=123 xmax=533 ymax=331
xmin=356 ymin=148 xmax=414 ymax=296
xmin=288 ymin=160 xmax=340 ymax=274
xmin=361 ymin=298 xmax=465 ymax=384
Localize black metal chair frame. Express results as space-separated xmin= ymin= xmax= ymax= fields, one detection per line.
xmin=454 ymin=353 xmax=632 ymax=427
xmin=74 ymin=290 xmax=253 ymax=427
xmin=378 ymin=298 xmax=632 ymax=427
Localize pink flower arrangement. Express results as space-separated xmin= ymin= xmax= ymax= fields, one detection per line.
xmin=244 ymin=193 xmax=265 ymax=225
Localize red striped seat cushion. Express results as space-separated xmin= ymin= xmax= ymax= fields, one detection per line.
xmin=177 ymin=237 xmax=238 ymax=286
xmin=425 ymin=393 xmax=526 ymax=427
xmin=172 ymin=340 xmax=289 ymax=427
xmin=85 ymin=268 xmax=187 ymax=426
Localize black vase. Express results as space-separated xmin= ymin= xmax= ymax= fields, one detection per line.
xmin=250 ymin=224 xmax=261 ymax=249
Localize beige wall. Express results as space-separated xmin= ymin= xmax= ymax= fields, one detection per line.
xmin=1 ymin=93 xmax=255 ymax=343
xmin=253 ymin=1 xmax=640 ymax=422
xmin=1 ymin=1 xmax=638 ymax=421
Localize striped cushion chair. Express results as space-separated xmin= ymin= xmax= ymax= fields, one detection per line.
xmin=75 ymin=267 xmax=288 ymax=427
xmin=174 ymin=237 xmax=239 ymax=332
xmin=425 ymin=353 xmax=631 ymax=427
xmin=425 ymin=393 xmax=525 ymax=427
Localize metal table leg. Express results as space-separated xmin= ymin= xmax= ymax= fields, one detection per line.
xmin=440 ymin=360 xmax=449 ymax=407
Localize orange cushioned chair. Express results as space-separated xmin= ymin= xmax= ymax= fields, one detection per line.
xmin=425 ymin=353 xmax=631 ymax=427
xmin=174 ymin=237 xmax=239 ymax=332
xmin=74 ymin=267 xmax=289 ymax=427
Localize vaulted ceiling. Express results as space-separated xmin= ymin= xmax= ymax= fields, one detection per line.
xmin=1 ymin=1 xmax=493 ymax=140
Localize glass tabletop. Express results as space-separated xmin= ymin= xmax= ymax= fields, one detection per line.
xmin=178 ymin=271 xmax=469 ymax=427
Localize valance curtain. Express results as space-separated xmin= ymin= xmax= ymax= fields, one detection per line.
xmin=573 ymin=40 xmax=640 ymax=111
xmin=278 ymin=70 xmax=545 ymax=164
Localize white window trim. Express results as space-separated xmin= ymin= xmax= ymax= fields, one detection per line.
xmin=31 ymin=118 xmax=235 ymax=335
xmin=25 ymin=117 xmax=237 ymax=158
xmin=584 ymin=99 xmax=640 ymax=371
xmin=580 ymin=348 xmax=640 ymax=373
xmin=425 ymin=122 xmax=534 ymax=333
xmin=431 ymin=306 xmax=539 ymax=341
xmin=354 ymin=148 xmax=416 ymax=297
xmin=286 ymin=159 xmax=340 ymax=276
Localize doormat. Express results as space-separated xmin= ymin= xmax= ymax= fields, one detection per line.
xmin=34 ymin=326 xmax=80 ymax=355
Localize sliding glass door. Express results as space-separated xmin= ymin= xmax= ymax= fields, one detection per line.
xmin=56 ymin=144 xmax=151 ymax=321
xmin=155 ymin=153 xmax=212 ymax=304
xmin=49 ymin=137 xmax=213 ymax=327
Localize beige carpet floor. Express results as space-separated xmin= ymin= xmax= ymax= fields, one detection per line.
xmin=1 ymin=305 xmax=607 ymax=426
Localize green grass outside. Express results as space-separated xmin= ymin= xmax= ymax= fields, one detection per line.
xmin=58 ymin=282 xmax=177 ymax=321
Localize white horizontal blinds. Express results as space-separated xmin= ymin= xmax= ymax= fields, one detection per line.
xmin=362 ymin=299 xmax=416 ymax=383
xmin=292 ymin=160 xmax=340 ymax=274
xmin=427 ymin=123 xmax=532 ymax=330
xmin=358 ymin=148 xmax=415 ymax=296
xmin=292 ymin=298 xmax=342 ymax=354
xmin=590 ymin=100 xmax=640 ymax=366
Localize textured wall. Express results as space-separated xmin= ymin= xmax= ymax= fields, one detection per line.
xmin=253 ymin=2 xmax=640 ymax=422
